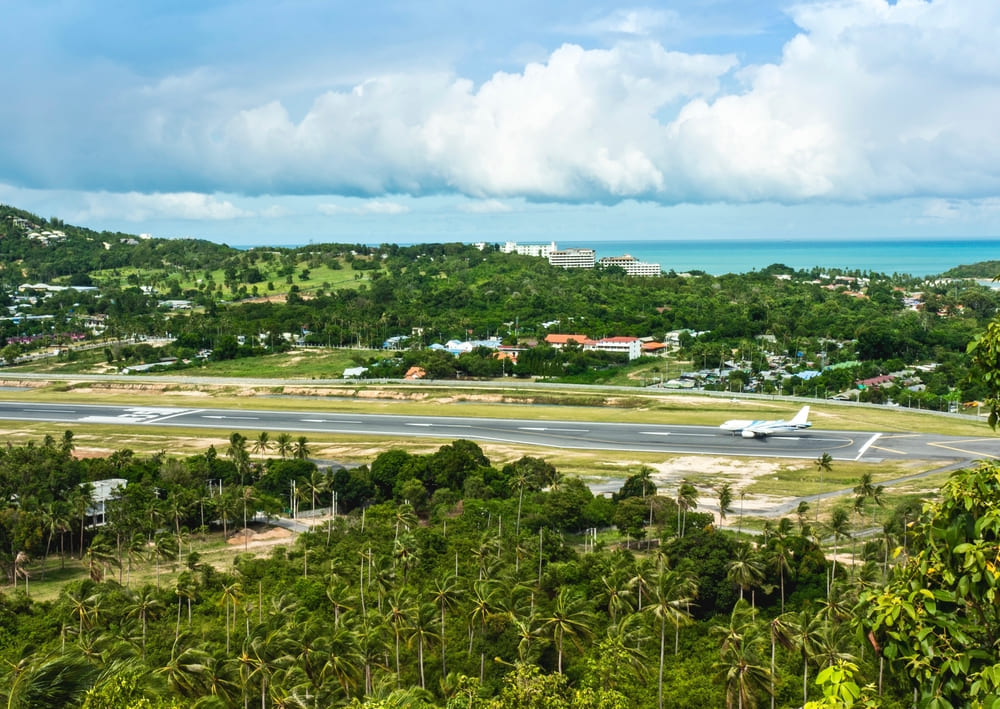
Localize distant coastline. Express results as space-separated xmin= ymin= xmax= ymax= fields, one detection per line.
xmin=234 ymin=237 xmax=1000 ymax=278
xmin=570 ymin=238 xmax=1000 ymax=277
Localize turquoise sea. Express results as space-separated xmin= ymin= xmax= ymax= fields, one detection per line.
xmin=572 ymin=238 xmax=1000 ymax=277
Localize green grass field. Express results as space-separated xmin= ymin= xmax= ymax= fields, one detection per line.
xmin=86 ymin=255 xmax=381 ymax=299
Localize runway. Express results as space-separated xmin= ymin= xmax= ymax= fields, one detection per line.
xmin=2 ymin=400 xmax=999 ymax=463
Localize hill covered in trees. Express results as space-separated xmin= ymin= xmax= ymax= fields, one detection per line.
xmin=1 ymin=433 xmax=997 ymax=708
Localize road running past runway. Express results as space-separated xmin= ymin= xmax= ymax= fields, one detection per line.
xmin=3 ymin=400 xmax=1000 ymax=463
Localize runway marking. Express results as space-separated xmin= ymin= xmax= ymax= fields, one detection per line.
xmin=640 ymin=431 xmax=717 ymax=438
xmin=927 ymin=440 xmax=999 ymax=459
xmin=870 ymin=444 xmax=907 ymax=455
xmin=202 ymin=415 xmax=260 ymax=420
xmin=26 ymin=408 xmax=75 ymax=413
xmin=855 ymin=433 xmax=881 ymax=460
xmin=406 ymin=423 xmax=433 ymax=427
xmin=149 ymin=409 xmax=202 ymax=423
xmin=519 ymin=427 xmax=588 ymax=432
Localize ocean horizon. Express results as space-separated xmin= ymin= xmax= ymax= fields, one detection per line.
xmin=237 ymin=237 xmax=1000 ymax=278
xmin=569 ymin=238 xmax=1000 ymax=277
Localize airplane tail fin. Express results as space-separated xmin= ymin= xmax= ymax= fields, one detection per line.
xmin=790 ymin=406 xmax=810 ymax=426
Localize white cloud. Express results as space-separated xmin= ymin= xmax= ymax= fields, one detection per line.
xmin=572 ymin=8 xmax=676 ymax=37
xmin=75 ymin=192 xmax=252 ymax=222
xmin=317 ymin=200 xmax=410 ymax=216
xmin=7 ymin=0 xmax=1000 ymax=214
xmin=458 ymin=199 xmax=514 ymax=213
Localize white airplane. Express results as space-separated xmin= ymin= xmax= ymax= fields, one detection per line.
xmin=719 ymin=405 xmax=811 ymax=438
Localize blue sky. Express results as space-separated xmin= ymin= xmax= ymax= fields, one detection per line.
xmin=1 ymin=0 xmax=998 ymax=246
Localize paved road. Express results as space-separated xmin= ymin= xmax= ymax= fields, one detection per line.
xmin=2 ymin=399 xmax=999 ymax=463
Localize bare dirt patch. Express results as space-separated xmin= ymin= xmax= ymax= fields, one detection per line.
xmin=227 ymin=526 xmax=292 ymax=548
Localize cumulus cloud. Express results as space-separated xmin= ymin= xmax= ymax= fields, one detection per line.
xmin=5 ymin=0 xmax=1000 ymax=212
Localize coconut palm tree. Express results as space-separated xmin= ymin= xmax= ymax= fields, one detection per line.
xmin=766 ymin=530 xmax=794 ymax=612
xmin=126 ymin=587 xmax=164 ymax=659
xmin=220 ymin=581 xmax=242 ymax=655
xmin=727 ymin=543 xmax=766 ymax=607
xmin=429 ymin=575 xmax=463 ymax=678
xmin=82 ymin=537 xmax=119 ymax=583
xmin=149 ymin=531 xmax=177 ymax=589
xmin=251 ymin=431 xmax=272 ymax=461
xmin=647 ymin=564 xmax=697 ymax=709
xmin=713 ymin=600 xmax=771 ymax=709
xmin=826 ymin=507 xmax=851 ymax=587
xmin=676 ymin=480 xmax=699 ymax=537
xmin=767 ymin=612 xmax=797 ymax=709
xmin=540 ymin=587 xmax=595 ymax=674
xmin=717 ymin=482 xmax=734 ymax=526
xmin=789 ymin=604 xmax=825 ymax=705
xmin=814 ymin=453 xmax=833 ymax=518
xmin=293 ymin=436 xmax=310 ymax=461
xmin=405 ymin=602 xmax=439 ymax=691
xmin=275 ymin=432 xmax=293 ymax=459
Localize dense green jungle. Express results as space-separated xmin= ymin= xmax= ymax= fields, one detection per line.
xmin=5 ymin=203 xmax=1000 ymax=707
xmin=4 ymin=430 xmax=1000 ymax=709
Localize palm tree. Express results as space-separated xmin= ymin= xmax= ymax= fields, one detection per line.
xmin=126 ymin=588 xmax=164 ymax=658
xmin=727 ymin=543 xmax=766 ymax=606
xmin=39 ymin=501 xmax=69 ymax=579
xmin=393 ymin=503 xmax=418 ymax=542
xmin=152 ymin=531 xmax=178 ymax=588
xmin=275 ymin=432 xmax=293 ymax=459
xmin=717 ymin=482 xmax=734 ymax=526
xmin=467 ymin=579 xmax=499 ymax=681
xmin=676 ymin=480 xmax=699 ymax=537
xmin=385 ymin=589 xmax=415 ymax=686
xmin=405 ymin=602 xmax=439 ymax=691
xmin=252 ymin=431 xmax=272 ymax=461
xmin=302 ymin=468 xmax=329 ymax=512
xmin=540 ymin=587 xmax=595 ymax=674
xmin=220 ymin=582 xmax=242 ymax=654
xmin=429 ymin=575 xmax=463 ymax=678
xmin=713 ymin=600 xmax=771 ymax=709
xmin=320 ymin=624 xmax=364 ymax=700
xmin=65 ymin=587 xmax=102 ymax=639
xmin=0 ymin=652 xmax=94 ymax=709
xmin=814 ymin=453 xmax=833 ymax=518
xmin=826 ymin=507 xmax=851 ymax=587
xmin=160 ymin=639 xmax=210 ymax=699
xmin=293 ymin=436 xmax=310 ymax=461
xmin=599 ymin=570 xmax=635 ymax=624
xmin=227 ymin=432 xmax=251 ymax=484
xmin=767 ymin=612 xmax=797 ymax=709
xmin=174 ymin=572 xmax=197 ymax=638
xmin=789 ymin=604 xmax=825 ymax=705
xmin=647 ymin=564 xmax=697 ymax=709
xmin=766 ymin=530 xmax=794 ymax=612
xmin=82 ymin=537 xmax=119 ymax=583
xmin=69 ymin=483 xmax=95 ymax=557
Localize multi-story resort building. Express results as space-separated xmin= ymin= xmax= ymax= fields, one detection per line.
xmin=598 ymin=254 xmax=661 ymax=277
xmin=501 ymin=241 xmax=557 ymax=258
xmin=547 ymin=247 xmax=596 ymax=269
